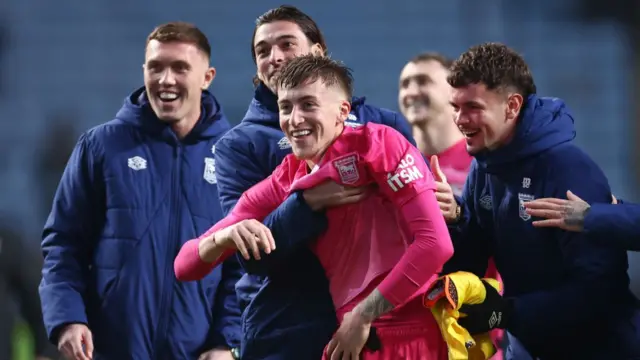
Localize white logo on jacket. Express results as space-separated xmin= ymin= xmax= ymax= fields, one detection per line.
xmin=128 ymin=156 xmax=147 ymax=171
xmin=278 ymin=137 xmax=291 ymax=150
xmin=204 ymin=157 xmax=217 ymax=184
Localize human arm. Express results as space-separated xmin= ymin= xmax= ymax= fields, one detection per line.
xmin=215 ymin=136 xmax=328 ymax=274
xmin=39 ymin=133 xmax=101 ymax=351
xmin=584 ymin=202 xmax=640 ymax=250
xmin=353 ymin=128 xmax=454 ymax=320
xmin=174 ymin=174 xmax=283 ymax=281
xmin=525 ymin=191 xmax=640 ymax=251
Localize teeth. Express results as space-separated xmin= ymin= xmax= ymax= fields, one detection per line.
xmin=460 ymin=129 xmax=479 ymax=137
xmin=159 ymin=92 xmax=178 ymax=100
xmin=292 ymin=130 xmax=311 ymax=137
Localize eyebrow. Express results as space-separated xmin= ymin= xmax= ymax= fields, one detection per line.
xmin=278 ymin=95 xmax=317 ymax=106
xmin=254 ymin=34 xmax=297 ymax=50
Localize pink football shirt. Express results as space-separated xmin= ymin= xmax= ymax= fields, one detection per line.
xmin=174 ymin=123 xmax=453 ymax=309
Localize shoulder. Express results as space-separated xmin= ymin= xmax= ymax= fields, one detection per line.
xmin=216 ymin=123 xmax=255 ymax=153
xmin=80 ymin=119 xmax=134 ymax=158
xmin=543 ymin=143 xmax=605 ymax=178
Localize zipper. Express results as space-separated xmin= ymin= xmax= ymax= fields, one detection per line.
xmin=153 ymin=144 xmax=182 ymax=358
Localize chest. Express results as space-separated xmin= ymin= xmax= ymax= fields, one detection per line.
xmin=100 ymin=133 xmax=222 ymax=221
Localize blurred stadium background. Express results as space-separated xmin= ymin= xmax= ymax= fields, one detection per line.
xmin=1 ymin=0 xmax=638 ymax=358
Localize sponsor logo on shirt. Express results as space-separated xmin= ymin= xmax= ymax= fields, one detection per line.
xmin=386 ymin=153 xmax=423 ymax=192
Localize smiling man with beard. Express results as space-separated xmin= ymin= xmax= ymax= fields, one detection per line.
xmin=39 ymin=22 xmax=241 ymax=360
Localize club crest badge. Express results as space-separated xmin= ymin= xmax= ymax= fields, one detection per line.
xmin=333 ymin=154 xmax=359 ymax=185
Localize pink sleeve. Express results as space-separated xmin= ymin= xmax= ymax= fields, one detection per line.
xmin=174 ymin=166 xmax=289 ymax=281
xmin=367 ymin=127 xmax=453 ymax=305
xmin=366 ymin=127 xmax=435 ymax=205
xmin=375 ymin=189 xmax=454 ymax=305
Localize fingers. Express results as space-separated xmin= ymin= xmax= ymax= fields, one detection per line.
xmin=566 ymin=190 xmax=584 ymax=202
xmin=531 ymin=219 xmax=566 ymax=228
xmin=231 ymin=227 xmax=251 ymax=260
xmin=325 ymin=339 xmax=338 ymax=359
xmin=525 ymin=208 xmax=562 ymax=219
xmin=430 ymin=155 xmax=448 ymax=183
xmin=523 ymin=200 xmax=567 ymax=212
xmin=83 ymin=330 xmax=94 ymax=359
xmin=435 ymin=191 xmax=452 ymax=203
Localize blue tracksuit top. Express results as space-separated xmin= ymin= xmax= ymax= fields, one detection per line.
xmin=39 ymin=87 xmax=242 ymax=359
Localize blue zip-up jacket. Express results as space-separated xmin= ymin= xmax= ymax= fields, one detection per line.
xmin=585 ymin=202 xmax=640 ymax=251
xmin=39 ymin=87 xmax=242 ymax=360
xmin=444 ymin=95 xmax=640 ymax=359
xmin=214 ymin=84 xmax=416 ymax=360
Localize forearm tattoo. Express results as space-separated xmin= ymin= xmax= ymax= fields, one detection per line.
xmin=563 ymin=202 xmax=590 ymax=229
xmin=354 ymin=289 xmax=395 ymax=323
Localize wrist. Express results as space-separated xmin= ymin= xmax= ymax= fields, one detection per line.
xmin=198 ymin=234 xmax=226 ymax=263
xmin=351 ymin=306 xmax=375 ymax=326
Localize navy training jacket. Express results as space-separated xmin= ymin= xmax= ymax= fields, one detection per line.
xmin=39 ymin=87 xmax=242 ymax=359
xmin=444 ymin=95 xmax=640 ymax=359
xmin=214 ymin=84 xmax=417 ymax=360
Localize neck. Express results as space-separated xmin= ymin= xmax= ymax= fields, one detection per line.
xmin=170 ymin=108 xmax=201 ymax=140
xmin=412 ymin=112 xmax=463 ymax=156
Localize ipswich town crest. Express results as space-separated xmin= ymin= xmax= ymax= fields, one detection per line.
xmin=333 ymin=154 xmax=359 ymax=185
xmin=518 ymin=193 xmax=535 ymax=221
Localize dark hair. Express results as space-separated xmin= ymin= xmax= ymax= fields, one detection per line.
xmin=409 ymin=52 xmax=453 ymax=69
xmin=447 ymin=42 xmax=536 ymax=97
xmin=251 ymin=5 xmax=328 ymax=64
xmin=147 ymin=22 xmax=211 ymax=60
xmin=277 ymin=54 xmax=353 ymax=99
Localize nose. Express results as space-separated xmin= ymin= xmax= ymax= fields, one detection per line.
xmin=159 ymin=69 xmax=176 ymax=86
xmin=453 ymin=110 xmax=468 ymax=126
xmin=404 ymin=81 xmax=421 ymax=97
xmin=290 ymin=106 xmax=305 ymax=127
xmin=269 ymin=47 xmax=286 ymax=65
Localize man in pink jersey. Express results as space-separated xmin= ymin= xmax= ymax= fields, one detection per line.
xmin=398 ymin=52 xmax=470 ymax=195
xmin=175 ymin=55 xmax=454 ymax=360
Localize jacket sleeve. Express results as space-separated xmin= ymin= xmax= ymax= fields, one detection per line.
xmin=441 ymin=160 xmax=491 ymax=277
xmin=209 ymin=254 xmax=243 ymax=349
xmin=507 ymin=156 xmax=630 ymax=350
xmin=215 ymin=135 xmax=327 ymax=275
xmin=584 ymin=202 xmax=640 ymax=251
xmin=39 ymin=133 xmax=102 ymax=343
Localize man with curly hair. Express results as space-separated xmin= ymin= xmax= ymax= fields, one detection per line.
xmin=435 ymin=42 xmax=640 ymax=359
